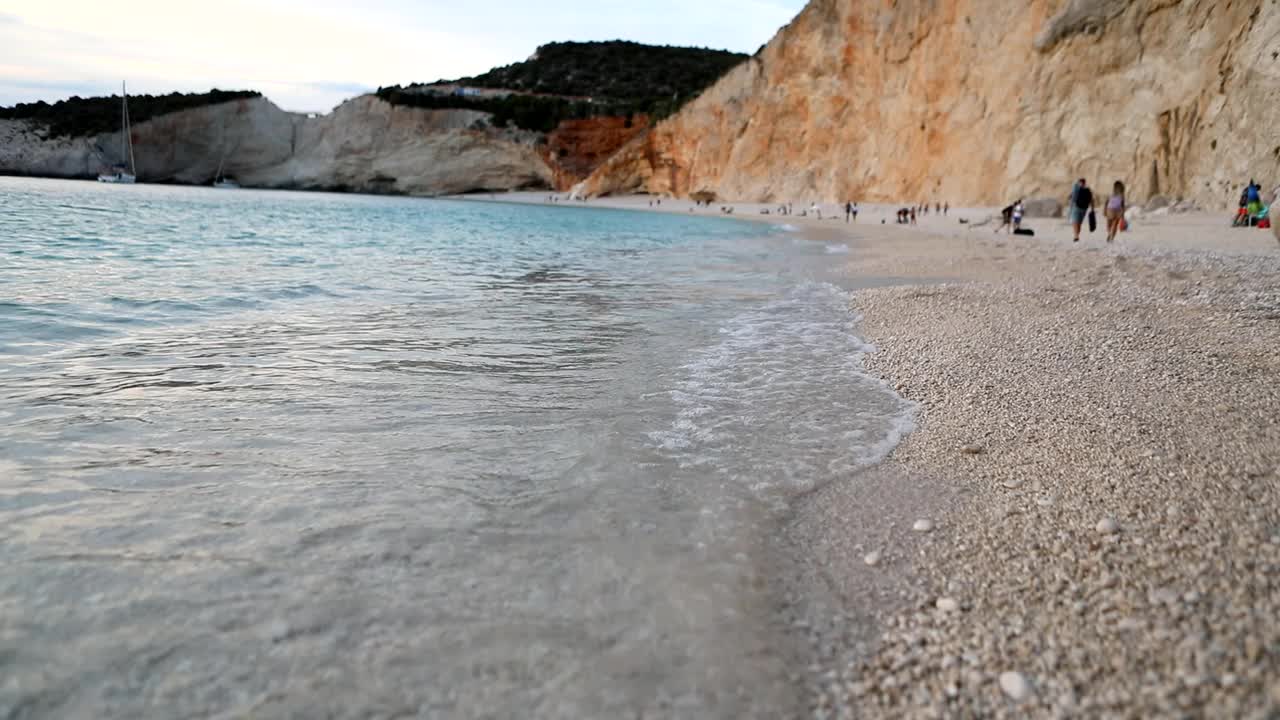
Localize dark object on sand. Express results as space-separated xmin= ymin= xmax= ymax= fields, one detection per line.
xmin=1087 ymin=209 xmax=1097 ymax=232
xmin=1014 ymin=228 xmax=1035 ymax=237
xmin=690 ymin=190 xmax=718 ymax=204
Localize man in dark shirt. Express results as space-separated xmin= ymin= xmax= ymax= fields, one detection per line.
xmin=1070 ymin=179 xmax=1094 ymax=243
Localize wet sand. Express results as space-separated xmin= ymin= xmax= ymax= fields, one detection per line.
xmin=459 ymin=191 xmax=1280 ymax=716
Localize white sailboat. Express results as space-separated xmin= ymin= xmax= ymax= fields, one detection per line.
xmin=211 ymin=121 xmax=239 ymax=189
xmin=212 ymin=155 xmax=239 ymax=189
xmin=98 ymin=81 xmax=137 ymax=184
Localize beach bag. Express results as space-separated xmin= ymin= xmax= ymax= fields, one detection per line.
xmin=1088 ymin=209 xmax=1097 ymax=232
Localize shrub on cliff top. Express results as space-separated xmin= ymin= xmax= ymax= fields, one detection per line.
xmin=454 ymin=41 xmax=745 ymax=106
xmin=374 ymin=87 xmax=643 ymax=134
xmin=380 ymin=40 xmax=747 ymax=130
xmin=0 ymin=90 xmax=262 ymax=139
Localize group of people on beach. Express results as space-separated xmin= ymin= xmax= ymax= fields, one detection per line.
xmin=1067 ymin=178 xmax=1128 ymax=243
xmin=994 ymin=199 xmax=1026 ymax=234
xmin=1234 ymin=180 xmax=1272 ymax=229
xmin=987 ymin=179 xmax=1126 ymax=242
xmin=893 ymin=202 xmax=948 ymax=225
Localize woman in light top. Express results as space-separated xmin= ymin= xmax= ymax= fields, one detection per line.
xmin=1012 ymin=199 xmax=1025 ymax=232
xmin=1105 ymin=181 xmax=1126 ymax=243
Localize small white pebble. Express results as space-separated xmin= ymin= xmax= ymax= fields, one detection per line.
xmin=1096 ymin=517 xmax=1120 ymax=535
xmin=935 ymin=597 xmax=960 ymax=613
xmin=999 ymin=671 xmax=1033 ymax=701
xmin=267 ymin=620 xmax=290 ymax=642
xmin=912 ymin=519 xmax=935 ymax=533
xmin=863 ymin=551 xmax=882 ymax=566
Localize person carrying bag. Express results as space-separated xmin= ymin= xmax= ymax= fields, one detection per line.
xmin=1070 ymin=178 xmax=1095 ymax=242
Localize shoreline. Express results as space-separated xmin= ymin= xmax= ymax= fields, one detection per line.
xmin=467 ymin=191 xmax=1280 ymax=715
xmin=8 ymin=178 xmax=1276 ymax=714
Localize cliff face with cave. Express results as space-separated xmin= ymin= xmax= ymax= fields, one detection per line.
xmin=578 ymin=0 xmax=1280 ymax=208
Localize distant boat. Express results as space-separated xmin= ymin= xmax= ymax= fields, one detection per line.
xmin=211 ymin=123 xmax=239 ymax=189
xmin=97 ymin=81 xmax=137 ymax=184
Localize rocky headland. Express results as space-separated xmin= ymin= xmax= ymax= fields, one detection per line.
xmin=0 ymin=95 xmax=554 ymax=195
xmin=5 ymin=5 xmax=1276 ymax=206
xmin=577 ymin=0 xmax=1280 ymax=209
xmin=0 ymin=40 xmax=744 ymax=197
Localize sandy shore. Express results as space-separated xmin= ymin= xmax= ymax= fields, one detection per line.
xmin=462 ymin=191 xmax=1280 ymax=716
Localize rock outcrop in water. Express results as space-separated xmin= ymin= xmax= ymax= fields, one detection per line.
xmin=577 ymin=0 xmax=1280 ymax=208
xmin=0 ymin=95 xmax=554 ymax=195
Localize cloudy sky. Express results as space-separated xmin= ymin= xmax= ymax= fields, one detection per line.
xmin=0 ymin=0 xmax=805 ymax=112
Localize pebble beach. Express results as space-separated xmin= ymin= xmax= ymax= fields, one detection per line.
xmin=801 ymin=208 xmax=1280 ymax=718
xmin=460 ymin=192 xmax=1280 ymax=717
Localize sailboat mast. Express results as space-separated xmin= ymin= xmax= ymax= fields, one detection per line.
xmin=119 ymin=83 xmax=127 ymax=165
xmin=123 ymin=81 xmax=136 ymax=176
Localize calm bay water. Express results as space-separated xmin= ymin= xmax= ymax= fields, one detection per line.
xmin=0 ymin=178 xmax=912 ymax=718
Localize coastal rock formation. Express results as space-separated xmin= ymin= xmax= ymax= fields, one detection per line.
xmin=543 ymin=115 xmax=651 ymax=189
xmin=578 ymin=0 xmax=1280 ymax=208
xmin=0 ymin=95 xmax=553 ymax=195
xmin=245 ymin=96 xmax=551 ymax=195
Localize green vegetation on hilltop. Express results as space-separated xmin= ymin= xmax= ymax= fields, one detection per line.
xmin=378 ymin=40 xmax=747 ymax=132
xmin=0 ymin=90 xmax=262 ymax=139
xmin=374 ymin=88 xmax=617 ymax=134
xmin=456 ymin=41 xmax=745 ymax=105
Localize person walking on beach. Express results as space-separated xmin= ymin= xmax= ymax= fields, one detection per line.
xmin=1069 ymin=178 xmax=1094 ymax=242
xmin=1012 ymin=199 xmax=1025 ymax=233
xmin=1105 ymin=181 xmax=1126 ymax=242
xmin=845 ymin=201 xmax=853 ymax=223
xmin=995 ymin=202 xmax=1014 ymax=233
xmin=909 ymin=207 xmax=917 ymax=225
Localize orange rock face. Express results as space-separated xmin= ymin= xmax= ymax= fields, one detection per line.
xmin=580 ymin=0 xmax=1280 ymax=209
xmin=543 ymin=115 xmax=651 ymax=190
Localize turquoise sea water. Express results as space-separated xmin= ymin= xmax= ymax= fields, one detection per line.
xmin=0 ymin=178 xmax=912 ymax=718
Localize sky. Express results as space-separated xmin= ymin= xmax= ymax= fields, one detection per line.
xmin=0 ymin=0 xmax=805 ymax=113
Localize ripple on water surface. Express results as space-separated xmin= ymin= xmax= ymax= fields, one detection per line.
xmin=0 ymin=178 xmax=912 ymax=718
